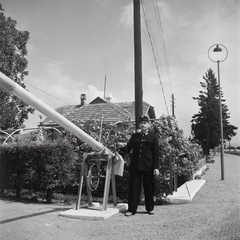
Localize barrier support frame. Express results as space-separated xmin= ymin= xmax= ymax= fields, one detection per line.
xmin=76 ymin=152 xmax=117 ymax=211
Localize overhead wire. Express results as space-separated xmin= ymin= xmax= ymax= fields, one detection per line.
xmin=27 ymin=50 xmax=123 ymax=80
xmin=151 ymin=0 xmax=174 ymax=115
xmin=25 ymin=2 xmax=172 ymax=113
xmin=152 ymin=0 xmax=173 ymax=93
xmin=25 ymin=51 xmax=115 ymax=106
xmin=24 ymin=80 xmax=71 ymax=105
xmin=26 ymin=50 xmax=107 ymax=106
xmin=28 ymin=50 xmax=104 ymax=76
xmin=141 ymin=0 xmax=170 ymax=115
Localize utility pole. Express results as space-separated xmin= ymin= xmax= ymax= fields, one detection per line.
xmin=134 ymin=0 xmax=143 ymax=130
xmin=171 ymin=94 xmax=175 ymax=117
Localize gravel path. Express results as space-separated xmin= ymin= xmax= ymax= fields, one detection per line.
xmin=0 ymin=153 xmax=239 ymax=240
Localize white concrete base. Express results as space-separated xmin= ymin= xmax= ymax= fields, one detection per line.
xmin=59 ymin=203 xmax=127 ymax=220
xmin=166 ymin=179 xmax=206 ymax=204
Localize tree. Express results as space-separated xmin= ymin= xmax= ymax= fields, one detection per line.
xmin=191 ymin=68 xmax=237 ymax=155
xmin=0 ymin=4 xmax=34 ymax=130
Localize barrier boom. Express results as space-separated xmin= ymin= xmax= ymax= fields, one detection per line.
xmin=0 ymin=72 xmax=105 ymax=152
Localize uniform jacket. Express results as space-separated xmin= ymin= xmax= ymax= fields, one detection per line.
xmin=120 ymin=132 xmax=159 ymax=172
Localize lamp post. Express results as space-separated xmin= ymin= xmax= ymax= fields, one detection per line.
xmin=208 ymin=44 xmax=228 ymax=180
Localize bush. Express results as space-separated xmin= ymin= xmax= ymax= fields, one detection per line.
xmin=0 ymin=139 xmax=78 ymax=202
xmin=62 ymin=116 xmax=202 ymax=203
xmin=0 ymin=115 xmax=202 ymax=204
xmin=151 ymin=115 xmax=202 ymax=199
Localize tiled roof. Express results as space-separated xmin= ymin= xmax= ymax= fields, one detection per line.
xmin=43 ymin=97 xmax=155 ymax=126
xmin=115 ymin=101 xmax=151 ymax=116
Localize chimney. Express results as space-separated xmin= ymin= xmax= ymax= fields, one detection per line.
xmin=106 ymin=96 xmax=111 ymax=101
xmin=80 ymin=93 xmax=86 ymax=106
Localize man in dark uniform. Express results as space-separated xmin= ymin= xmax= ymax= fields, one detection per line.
xmin=117 ymin=115 xmax=159 ymax=216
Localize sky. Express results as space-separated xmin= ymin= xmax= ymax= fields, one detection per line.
xmin=1 ymin=0 xmax=240 ymax=144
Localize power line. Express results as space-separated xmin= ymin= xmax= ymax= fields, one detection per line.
xmin=28 ymin=50 xmax=104 ymax=75
xmin=27 ymin=50 xmax=123 ymax=80
xmin=152 ymin=0 xmax=172 ymax=92
xmin=141 ymin=0 xmax=170 ymax=115
xmin=24 ymin=80 xmax=71 ymax=105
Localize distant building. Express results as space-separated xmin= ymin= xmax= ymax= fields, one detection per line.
xmin=42 ymin=95 xmax=156 ymax=138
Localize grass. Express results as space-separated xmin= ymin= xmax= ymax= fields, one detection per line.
xmin=224 ymin=151 xmax=240 ymax=156
xmin=0 ymin=188 xmax=128 ymax=205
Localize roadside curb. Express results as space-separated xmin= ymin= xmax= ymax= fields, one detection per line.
xmin=166 ymin=179 xmax=206 ymax=204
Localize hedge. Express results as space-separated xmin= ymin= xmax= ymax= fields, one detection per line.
xmin=0 ymin=139 xmax=78 ymax=202
xmin=0 ymin=115 xmax=203 ymax=203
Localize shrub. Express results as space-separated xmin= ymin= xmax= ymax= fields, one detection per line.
xmin=62 ymin=116 xmax=202 ymax=202
xmin=0 ymin=115 xmax=202 ymax=203
xmin=0 ymin=139 xmax=77 ymax=202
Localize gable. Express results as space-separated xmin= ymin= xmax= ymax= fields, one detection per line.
xmin=89 ymin=97 xmax=107 ymax=104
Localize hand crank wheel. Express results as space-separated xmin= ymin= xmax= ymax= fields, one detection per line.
xmin=87 ymin=163 xmax=100 ymax=191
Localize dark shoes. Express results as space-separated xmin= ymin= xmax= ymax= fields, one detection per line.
xmin=125 ymin=211 xmax=154 ymax=216
xmin=147 ymin=210 xmax=154 ymax=215
xmin=125 ymin=212 xmax=134 ymax=217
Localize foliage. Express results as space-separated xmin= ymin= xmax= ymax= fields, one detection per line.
xmin=62 ymin=116 xmax=202 ymax=201
xmin=191 ymin=69 xmax=237 ymax=155
xmin=0 ymin=139 xmax=78 ymax=202
xmin=151 ymin=115 xmax=202 ymax=198
xmin=61 ymin=119 xmax=133 ymax=197
xmin=0 ymin=116 xmax=203 ymax=203
xmin=0 ymin=4 xmax=34 ymax=130
xmin=14 ymin=129 xmax=48 ymax=144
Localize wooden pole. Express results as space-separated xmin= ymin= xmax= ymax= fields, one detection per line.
xmin=169 ymin=151 xmax=173 ymax=195
xmin=134 ymin=0 xmax=143 ymax=130
xmin=0 ymin=72 xmax=105 ymax=152
xmin=173 ymin=157 xmax=178 ymax=191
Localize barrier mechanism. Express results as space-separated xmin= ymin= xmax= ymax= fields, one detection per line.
xmin=76 ymin=152 xmax=118 ymax=211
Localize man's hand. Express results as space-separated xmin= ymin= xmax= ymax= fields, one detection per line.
xmin=153 ymin=169 xmax=160 ymax=176
xmin=116 ymin=142 xmax=126 ymax=149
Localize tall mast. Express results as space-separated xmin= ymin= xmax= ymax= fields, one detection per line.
xmin=103 ymin=61 xmax=107 ymax=99
xmin=171 ymin=94 xmax=175 ymax=117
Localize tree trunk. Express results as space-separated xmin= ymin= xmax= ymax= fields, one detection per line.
xmin=0 ymin=187 xmax=4 ymax=196
xmin=206 ymin=128 xmax=210 ymax=155
xmin=46 ymin=189 xmax=53 ymax=203
xmin=15 ymin=186 xmax=21 ymax=198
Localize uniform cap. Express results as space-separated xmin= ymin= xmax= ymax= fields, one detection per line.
xmin=139 ymin=115 xmax=149 ymax=123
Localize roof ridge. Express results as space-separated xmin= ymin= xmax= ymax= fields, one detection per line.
xmin=105 ymin=101 xmax=134 ymax=120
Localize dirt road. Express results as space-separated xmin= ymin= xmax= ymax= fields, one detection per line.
xmin=0 ymin=153 xmax=239 ymax=240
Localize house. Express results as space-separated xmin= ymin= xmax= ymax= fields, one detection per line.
xmin=42 ymin=95 xmax=156 ymax=138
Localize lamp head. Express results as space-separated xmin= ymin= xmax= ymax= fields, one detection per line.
xmin=213 ymin=44 xmax=222 ymax=52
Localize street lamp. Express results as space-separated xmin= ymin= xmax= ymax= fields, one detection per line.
xmin=208 ymin=44 xmax=228 ymax=180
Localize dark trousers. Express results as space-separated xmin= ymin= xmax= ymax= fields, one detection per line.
xmin=128 ymin=170 xmax=155 ymax=214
